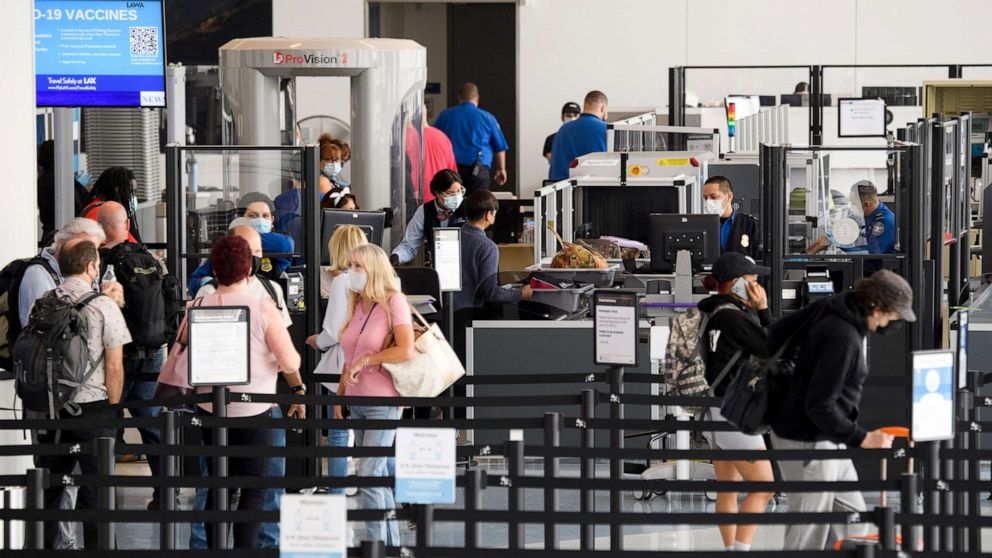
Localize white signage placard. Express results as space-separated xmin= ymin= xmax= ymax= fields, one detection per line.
xmin=280 ymin=494 xmax=347 ymax=558
xmin=187 ymin=306 xmax=251 ymax=386
xmin=911 ymin=350 xmax=955 ymax=443
xmin=395 ymin=427 xmax=456 ymax=504
xmin=594 ymin=290 xmax=638 ymax=366
xmin=838 ymin=98 xmax=887 ymax=138
xmin=433 ymin=228 xmax=462 ymax=293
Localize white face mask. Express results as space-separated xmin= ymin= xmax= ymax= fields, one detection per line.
xmin=347 ymin=270 xmax=368 ymax=293
xmin=703 ymin=198 xmax=726 ymax=216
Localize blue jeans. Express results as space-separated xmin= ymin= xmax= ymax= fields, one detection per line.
xmin=325 ymin=404 xmax=349 ymax=495
xmin=189 ymin=405 xmax=285 ymax=549
xmin=350 ymin=405 xmax=401 ymax=545
xmin=122 ymin=347 xmax=165 ymax=500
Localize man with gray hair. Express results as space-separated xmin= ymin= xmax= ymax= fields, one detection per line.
xmin=18 ymin=217 xmax=121 ymax=327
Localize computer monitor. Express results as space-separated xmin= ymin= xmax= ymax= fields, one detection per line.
xmin=838 ymin=98 xmax=887 ymax=138
xmin=320 ymin=209 xmax=386 ymax=265
xmin=779 ymin=94 xmax=833 ymax=107
xmin=649 ymin=214 xmax=721 ymax=272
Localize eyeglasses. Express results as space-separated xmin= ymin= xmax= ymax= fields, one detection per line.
xmin=439 ymin=187 xmax=466 ymax=199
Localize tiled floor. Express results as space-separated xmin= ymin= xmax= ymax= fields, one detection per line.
xmin=101 ymin=458 xmax=992 ymax=552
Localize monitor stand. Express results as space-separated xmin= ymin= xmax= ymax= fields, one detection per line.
xmin=672 ymin=250 xmax=693 ymax=304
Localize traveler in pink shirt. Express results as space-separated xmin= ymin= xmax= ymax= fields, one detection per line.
xmin=338 ymin=244 xmax=415 ymax=545
xmin=179 ymin=235 xmax=306 ymax=548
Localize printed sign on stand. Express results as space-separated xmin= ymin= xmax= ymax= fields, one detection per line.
xmin=395 ymin=428 xmax=456 ymax=504
xmin=280 ymin=494 xmax=347 ymax=558
xmin=187 ymin=306 xmax=251 ymax=386
xmin=433 ymin=228 xmax=462 ymax=292
xmin=594 ymin=290 xmax=639 ymax=366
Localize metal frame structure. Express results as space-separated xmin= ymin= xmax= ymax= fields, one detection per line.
xmin=669 ymin=64 xmax=992 ymax=146
xmin=606 ymin=122 xmax=720 ymax=159
xmin=531 ymin=174 xmax=698 ymax=267
xmin=165 ymin=144 xmax=323 ymax=474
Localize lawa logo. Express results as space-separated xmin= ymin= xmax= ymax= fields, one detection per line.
xmin=271 ymin=51 xmax=348 ymax=65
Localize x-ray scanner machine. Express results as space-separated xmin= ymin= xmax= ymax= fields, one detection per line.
xmin=219 ymin=38 xmax=427 ymax=244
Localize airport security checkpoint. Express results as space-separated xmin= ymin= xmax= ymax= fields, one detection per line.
xmin=8 ymin=1 xmax=992 ymax=555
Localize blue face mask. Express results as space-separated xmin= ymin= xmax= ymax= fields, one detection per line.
xmin=129 ymin=195 xmax=138 ymax=215
xmin=251 ymin=218 xmax=273 ymax=235
xmin=443 ymin=193 xmax=463 ymax=211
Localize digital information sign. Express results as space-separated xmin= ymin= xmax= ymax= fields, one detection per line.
xmin=34 ymin=0 xmax=166 ymax=107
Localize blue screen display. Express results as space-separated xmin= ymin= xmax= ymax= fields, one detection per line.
xmin=34 ymin=0 xmax=165 ymax=107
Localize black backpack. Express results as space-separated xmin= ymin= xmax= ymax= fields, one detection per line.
xmin=13 ymin=291 xmax=104 ymax=418
xmin=101 ymin=243 xmax=167 ymax=350
xmin=0 ymin=256 xmax=59 ymax=373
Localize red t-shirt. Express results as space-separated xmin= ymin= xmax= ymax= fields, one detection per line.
xmin=421 ymin=126 xmax=457 ymax=203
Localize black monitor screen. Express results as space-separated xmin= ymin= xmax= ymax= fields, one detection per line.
xmin=320 ymin=210 xmax=386 ymax=266
xmin=579 ymin=187 xmax=680 ymax=244
xmin=649 ymin=214 xmax=721 ymax=272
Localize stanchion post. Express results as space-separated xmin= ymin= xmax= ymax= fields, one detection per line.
xmin=543 ymin=412 xmax=560 ymax=550
xmin=856 ymin=541 xmax=876 ymax=558
xmin=3 ymin=489 xmax=11 ymax=550
xmin=967 ymin=370 xmax=983 ymax=555
xmin=212 ymin=386 xmax=229 ymax=549
xmin=608 ymin=366 xmax=624 ymax=553
xmin=580 ymin=388 xmax=595 ymax=551
xmin=95 ymin=436 xmax=115 ymax=550
xmin=941 ymin=438 xmax=955 ymax=552
xmin=505 ymin=439 xmax=525 ymax=551
xmin=416 ymin=504 xmax=434 ymax=552
xmin=900 ymin=472 xmax=919 ymax=552
xmin=956 ymin=388 xmax=973 ymax=553
xmin=924 ymin=440 xmax=940 ymax=552
xmin=160 ymin=410 xmax=178 ymax=550
xmin=464 ymin=468 xmax=483 ymax=550
xmin=444 ymin=290 xmax=456 ymax=421
xmin=24 ymin=469 xmax=46 ymax=550
xmin=876 ymin=505 xmax=896 ymax=551
xmin=361 ymin=539 xmax=385 ymax=558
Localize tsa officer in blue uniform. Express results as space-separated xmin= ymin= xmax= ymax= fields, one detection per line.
xmin=852 ymin=180 xmax=896 ymax=254
xmin=433 ymin=82 xmax=509 ymax=193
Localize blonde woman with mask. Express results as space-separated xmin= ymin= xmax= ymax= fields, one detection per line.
xmin=338 ymin=244 xmax=414 ymax=545
xmin=307 ymin=225 xmax=368 ymax=495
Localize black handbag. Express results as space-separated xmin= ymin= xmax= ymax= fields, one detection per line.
xmin=718 ymin=333 xmax=798 ymax=436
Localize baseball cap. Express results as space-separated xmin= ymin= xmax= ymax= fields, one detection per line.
xmin=561 ymin=102 xmax=581 ymax=116
xmin=869 ymin=269 xmax=916 ymax=322
xmin=711 ymin=252 xmax=770 ymax=283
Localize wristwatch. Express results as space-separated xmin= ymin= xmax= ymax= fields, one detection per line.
xmin=290 ymin=384 xmax=307 ymax=394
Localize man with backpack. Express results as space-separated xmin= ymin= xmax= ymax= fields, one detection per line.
xmin=1 ymin=217 xmax=121 ymax=549
xmin=97 ymin=201 xmax=169 ymax=510
xmin=15 ymin=239 xmax=131 ymax=549
xmin=766 ymin=269 xmax=914 ymax=550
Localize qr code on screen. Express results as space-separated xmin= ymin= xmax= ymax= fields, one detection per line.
xmin=129 ymin=27 xmax=159 ymax=56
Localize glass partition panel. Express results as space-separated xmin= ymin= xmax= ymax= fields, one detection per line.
xmin=822 ymin=66 xmax=949 ymax=146
xmin=684 ymin=67 xmax=811 ymax=108
xmin=169 ymin=147 xmax=313 ymax=297
xmin=785 ymin=148 xmax=905 ymax=257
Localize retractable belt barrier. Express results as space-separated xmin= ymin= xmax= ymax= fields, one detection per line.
xmin=0 ymin=369 xmax=986 ymax=555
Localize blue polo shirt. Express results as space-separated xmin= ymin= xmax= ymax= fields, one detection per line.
xmin=549 ymin=113 xmax=608 ymax=181
xmin=865 ymin=201 xmax=896 ymax=254
xmin=720 ymin=210 xmax=736 ymax=252
xmin=433 ymin=102 xmax=509 ymax=167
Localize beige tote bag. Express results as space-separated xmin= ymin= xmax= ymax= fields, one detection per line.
xmin=383 ymin=307 xmax=465 ymax=397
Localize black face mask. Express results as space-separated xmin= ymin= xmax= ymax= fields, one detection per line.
xmin=874 ymin=319 xmax=905 ymax=336
xmin=250 ymin=256 xmax=262 ymax=277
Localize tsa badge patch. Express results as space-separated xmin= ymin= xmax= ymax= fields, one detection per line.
xmin=871 ymin=221 xmax=885 ymax=237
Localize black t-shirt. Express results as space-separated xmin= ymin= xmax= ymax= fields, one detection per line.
xmin=543 ymin=133 xmax=556 ymax=157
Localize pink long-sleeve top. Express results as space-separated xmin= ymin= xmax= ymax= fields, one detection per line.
xmin=193 ymin=291 xmax=301 ymax=417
